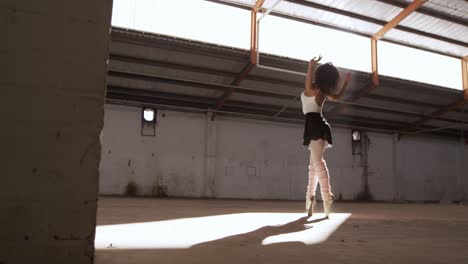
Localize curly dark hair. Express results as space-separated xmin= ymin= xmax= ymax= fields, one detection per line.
xmin=314 ymin=62 xmax=340 ymax=96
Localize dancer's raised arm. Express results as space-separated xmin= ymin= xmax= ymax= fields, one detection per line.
xmin=328 ymin=72 xmax=351 ymax=101
xmin=304 ymin=55 xmax=322 ymax=96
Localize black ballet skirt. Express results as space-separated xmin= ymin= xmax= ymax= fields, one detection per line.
xmin=303 ymin=112 xmax=333 ymax=148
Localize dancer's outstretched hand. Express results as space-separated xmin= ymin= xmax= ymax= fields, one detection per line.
xmin=309 ymin=55 xmax=322 ymax=65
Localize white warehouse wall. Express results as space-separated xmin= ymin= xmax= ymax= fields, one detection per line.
xmin=99 ymin=104 xmax=468 ymax=202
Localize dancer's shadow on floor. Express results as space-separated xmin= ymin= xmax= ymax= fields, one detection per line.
xmin=193 ymin=215 xmax=328 ymax=248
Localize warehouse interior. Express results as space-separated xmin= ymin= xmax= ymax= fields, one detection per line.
xmin=2 ymin=0 xmax=468 ymax=263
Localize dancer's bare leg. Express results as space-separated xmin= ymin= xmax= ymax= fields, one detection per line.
xmin=305 ymin=139 xmax=326 ymax=216
xmin=309 ymin=139 xmax=334 ymax=217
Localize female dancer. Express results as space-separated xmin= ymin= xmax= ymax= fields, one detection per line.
xmin=302 ymin=56 xmax=351 ymax=218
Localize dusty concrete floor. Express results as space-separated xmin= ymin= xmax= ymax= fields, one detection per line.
xmin=95 ymin=197 xmax=468 ymax=264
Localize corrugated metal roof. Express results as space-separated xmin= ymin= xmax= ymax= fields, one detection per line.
xmin=306 ymin=0 xmax=404 ymax=21
xmin=401 ymin=0 xmax=468 ymax=20
xmin=384 ymin=28 xmax=467 ymax=57
xmin=401 ymin=13 xmax=468 ymax=43
xmin=274 ymin=0 xmax=385 ymax=35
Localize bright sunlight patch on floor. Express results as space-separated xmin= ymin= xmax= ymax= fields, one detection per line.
xmin=262 ymin=213 xmax=350 ymax=245
xmin=95 ymin=212 xmax=351 ymax=250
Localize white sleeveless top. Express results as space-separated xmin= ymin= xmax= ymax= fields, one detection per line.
xmin=301 ymin=92 xmax=323 ymax=114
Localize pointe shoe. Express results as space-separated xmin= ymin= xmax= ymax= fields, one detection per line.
xmin=305 ymin=196 xmax=316 ymax=217
xmin=323 ymin=195 xmax=334 ymax=218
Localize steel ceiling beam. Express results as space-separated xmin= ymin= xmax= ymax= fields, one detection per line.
xmin=109 ymin=53 xmax=303 ymax=87
xmin=108 ymin=85 xmax=215 ymax=104
xmin=325 ymin=100 xmax=462 ymax=123
xmin=371 ymin=0 xmax=425 ymax=91
xmin=214 ymin=62 xmax=255 ymax=110
xmin=107 ymin=90 xmax=215 ymax=111
xmin=111 ymin=28 xmax=248 ymax=62
xmin=326 ymin=81 xmax=377 ymax=117
xmin=330 ymin=114 xmax=411 ymax=130
xmin=329 ymin=0 xmax=426 ymax=114
xmin=364 ymin=94 xmax=446 ymax=109
xmin=110 ymin=53 xmax=235 ymax=77
xmin=213 ymin=0 xmax=266 ymax=112
xmin=403 ymin=99 xmax=467 ymax=132
xmin=415 ymin=124 xmax=468 ymax=134
xmin=402 ymin=56 xmax=468 ymax=132
xmin=251 ymin=0 xmax=266 ymax=65
xmin=107 ymin=85 xmax=301 ymax=115
xmin=107 ymin=70 xmax=294 ymax=99
xmin=107 ymin=85 xmax=466 ymax=138
xmin=371 ymin=38 xmax=379 ymax=87
xmin=108 ymin=69 xmax=465 ymax=124
xmin=373 ymin=0 xmax=426 ymax=41
xmin=370 ymin=0 xmax=426 ymax=88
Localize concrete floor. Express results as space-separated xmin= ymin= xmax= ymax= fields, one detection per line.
xmin=95 ymin=197 xmax=468 ymax=264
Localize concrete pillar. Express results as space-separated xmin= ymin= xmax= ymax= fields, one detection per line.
xmin=393 ymin=133 xmax=402 ymax=201
xmin=1 ymin=1 xmax=113 ymax=263
xmin=459 ymin=137 xmax=467 ymax=201
xmin=204 ymin=112 xmax=217 ymax=197
xmin=465 ymin=141 xmax=468 ymax=202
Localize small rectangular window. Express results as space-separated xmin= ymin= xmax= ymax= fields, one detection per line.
xmin=141 ymin=107 xmax=156 ymax=136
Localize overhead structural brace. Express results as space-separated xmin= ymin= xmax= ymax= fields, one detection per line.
xmin=214 ymin=0 xmax=266 ymax=112
xmin=371 ymin=0 xmax=426 ymax=87
xmin=217 ymin=0 xmax=427 ymax=117
xmin=251 ymin=0 xmax=308 ymax=76
xmin=399 ymin=55 xmax=468 ymax=133
xmin=251 ymin=0 xmax=427 ymax=86
xmin=251 ymin=0 xmax=266 ymax=65
xmin=327 ymin=0 xmax=426 ymax=116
